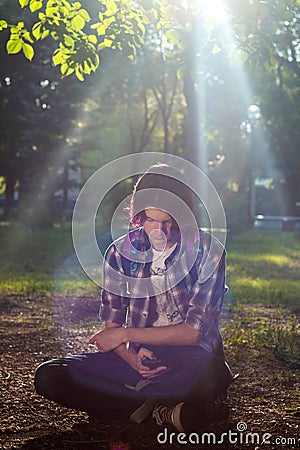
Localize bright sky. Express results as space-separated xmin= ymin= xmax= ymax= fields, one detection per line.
xmin=202 ymin=0 xmax=227 ymax=23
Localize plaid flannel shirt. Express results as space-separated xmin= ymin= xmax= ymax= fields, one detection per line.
xmin=100 ymin=227 xmax=227 ymax=356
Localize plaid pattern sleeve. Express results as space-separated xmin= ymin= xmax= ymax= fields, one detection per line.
xmin=100 ymin=243 xmax=128 ymax=325
xmin=184 ymin=233 xmax=226 ymax=332
xmin=184 ymin=253 xmax=226 ymax=330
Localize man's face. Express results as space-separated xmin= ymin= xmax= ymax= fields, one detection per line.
xmin=143 ymin=208 xmax=174 ymax=251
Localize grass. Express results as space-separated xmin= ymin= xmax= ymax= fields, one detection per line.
xmin=224 ymin=230 xmax=300 ymax=363
xmin=226 ymin=230 xmax=300 ymax=313
xmin=0 ymin=221 xmax=99 ymax=296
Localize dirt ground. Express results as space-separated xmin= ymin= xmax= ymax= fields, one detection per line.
xmin=0 ymin=295 xmax=299 ymax=450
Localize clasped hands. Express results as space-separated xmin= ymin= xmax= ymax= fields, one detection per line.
xmin=89 ymin=328 xmax=168 ymax=378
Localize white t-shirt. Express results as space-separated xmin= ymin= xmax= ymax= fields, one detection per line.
xmin=148 ymin=244 xmax=183 ymax=327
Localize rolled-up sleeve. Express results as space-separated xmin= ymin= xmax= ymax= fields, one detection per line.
xmin=100 ymin=244 xmax=128 ymax=325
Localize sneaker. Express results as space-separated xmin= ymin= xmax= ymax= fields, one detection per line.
xmin=153 ymin=400 xmax=229 ymax=432
xmin=152 ymin=403 xmax=173 ymax=426
xmin=152 ymin=402 xmax=185 ymax=432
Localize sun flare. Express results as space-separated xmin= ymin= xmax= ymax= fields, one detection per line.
xmin=202 ymin=0 xmax=227 ymax=23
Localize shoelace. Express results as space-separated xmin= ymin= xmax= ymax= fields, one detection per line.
xmin=152 ymin=403 xmax=173 ymax=426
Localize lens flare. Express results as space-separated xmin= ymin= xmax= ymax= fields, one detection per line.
xmin=72 ymin=152 xmax=227 ymax=298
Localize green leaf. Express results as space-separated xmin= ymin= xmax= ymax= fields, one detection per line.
xmin=91 ymin=23 xmax=106 ymax=36
xmin=211 ymin=44 xmax=222 ymax=55
xmin=71 ymin=14 xmax=85 ymax=31
xmin=31 ymin=22 xmax=50 ymax=41
xmin=176 ymin=66 xmax=185 ymax=81
xmin=32 ymin=22 xmax=49 ymax=40
xmin=61 ymin=63 xmax=70 ymax=75
xmin=32 ymin=22 xmax=42 ymax=39
xmin=165 ymin=29 xmax=181 ymax=46
xmin=137 ymin=21 xmax=145 ymax=36
xmin=75 ymin=65 xmax=84 ymax=81
xmin=22 ymin=42 xmax=34 ymax=60
xmin=19 ymin=0 xmax=30 ymax=7
xmin=52 ymin=48 xmax=64 ymax=65
xmin=46 ymin=6 xmax=59 ymax=17
xmin=23 ymin=31 xmax=34 ymax=43
xmin=0 ymin=20 xmax=8 ymax=31
xmin=83 ymin=59 xmax=92 ymax=74
xmin=29 ymin=0 xmax=43 ymax=12
xmin=88 ymin=34 xmax=97 ymax=44
xmin=103 ymin=38 xmax=113 ymax=48
xmin=6 ymin=38 xmax=23 ymax=54
xmin=78 ymin=9 xmax=90 ymax=22
xmin=97 ymin=42 xmax=106 ymax=51
xmin=91 ymin=53 xmax=99 ymax=70
xmin=105 ymin=0 xmax=118 ymax=16
xmin=10 ymin=27 xmax=20 ymax=35
xmin=61 ymin=63 xmax=74 ymax=77
xmin=41 ymin=29 xmax=49 ymax=39
xmin=64 ymin=34 xmax=74 ymax=47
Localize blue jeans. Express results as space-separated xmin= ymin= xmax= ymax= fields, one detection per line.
xmin=34 ymin=345 xmax=232 ymax=419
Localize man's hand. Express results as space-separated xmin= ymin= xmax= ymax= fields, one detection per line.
xmin=136 ymin=347 xmax=169 ymax=379
xmin=89 ymin=327 xmax=124 ymax=352
xmin=89 ymin=327 xmax=169 ymax=378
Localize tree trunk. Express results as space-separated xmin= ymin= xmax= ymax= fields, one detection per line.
xmin=183 ymin=71 xmax=200 ymax=166
xmin=3 ymin=151 xmax=17 ymax=219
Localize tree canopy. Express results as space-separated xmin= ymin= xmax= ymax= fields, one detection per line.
xmin=1 ymin=0 xmax=299 ymax=81
xmin=0 ymin=0 xmax=299 ymax=227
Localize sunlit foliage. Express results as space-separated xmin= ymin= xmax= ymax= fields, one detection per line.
xmin=1 ymin=0 xmax=298 ymax=80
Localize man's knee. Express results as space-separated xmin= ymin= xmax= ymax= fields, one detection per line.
xmin=34 ymin=359 xmax=71 ymax=400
